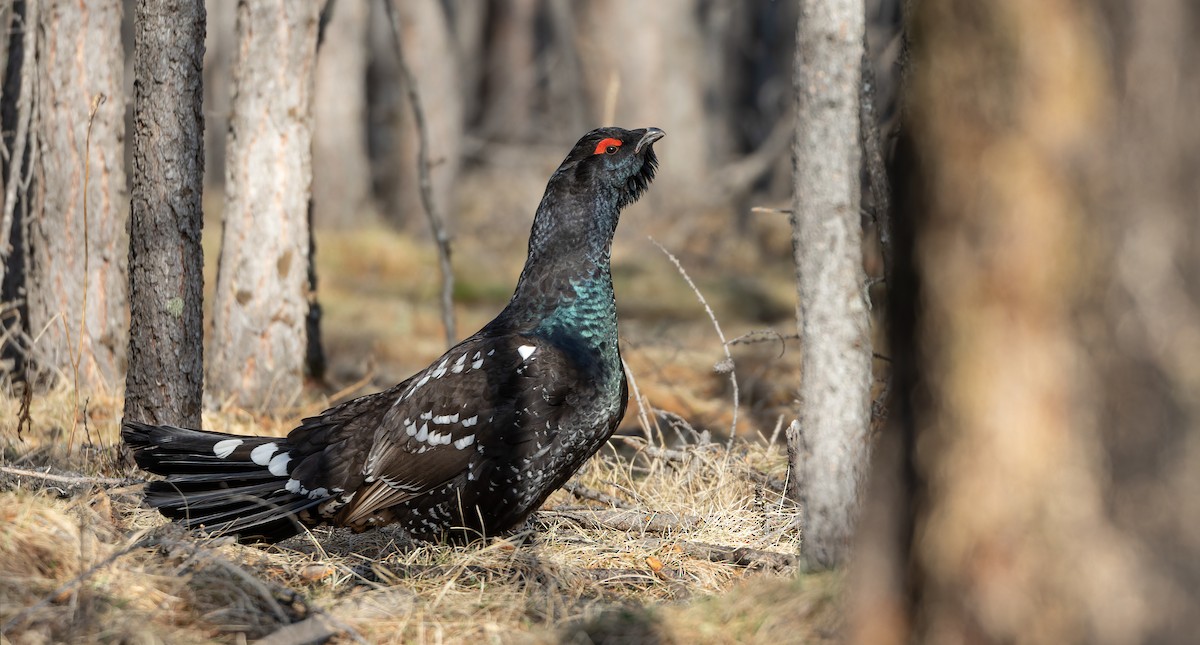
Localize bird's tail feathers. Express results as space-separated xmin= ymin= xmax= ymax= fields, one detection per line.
xmin=122 ymin=421 xmax=320 ymax=542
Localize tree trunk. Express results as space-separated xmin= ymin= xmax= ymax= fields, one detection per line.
xmin=1 ymin=0 xmax=37 ymax=377
xmin=389 ymin=0 xmax=463 ymax=231
xmin=847 ymin=1 xmax=1200 ymax=643
xmin=787 ymin=0 xmax=871 ymax=571
xmin=312 ymin=0 xmax=370 ymax=229
xmin=124 ymin=0 xmax=206 ymax=428
xmin=207 ymin=0 xmax=317 ymax=411
xmin=575 ymin=0 xmax=724 ymax=203
xmin=25 ymin=0 xmax=128 ymax=389
xmin=478 ymin=0 xmax=539 ymax=139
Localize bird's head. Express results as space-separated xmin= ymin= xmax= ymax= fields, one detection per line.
xmin=552 ymin=126 xmax=664 ymax=208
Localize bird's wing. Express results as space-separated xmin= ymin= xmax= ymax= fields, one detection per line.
xmin=285 ymin=332 xmax=578 ymax=526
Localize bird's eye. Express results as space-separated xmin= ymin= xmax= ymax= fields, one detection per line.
xmin=593 ymin=137 xmax=623 ymax=155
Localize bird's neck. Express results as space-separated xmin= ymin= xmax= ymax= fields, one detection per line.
xmin=502 ymin=189 xmax=622 ymax=337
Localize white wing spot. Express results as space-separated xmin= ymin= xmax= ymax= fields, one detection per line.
xmin=212 ymin=439 xmax=243 ymax=459
xmin=452 ymin=353 xmax=467 ymax=374
xmin=250 ymin=442 xmax=278 ymax=466
xmin=462 ymin=415 xmax=478 ymax=427
xmin=433 ymin=413 xmax=459 ymax=425
xmin=471 ymin=351 xmax=483 ymax=370
xmin=308 ymin=487 xmax=328 ymax=499
xmin=420 ymin=411 xmax=433 ymax=420
xmin=268 ymin=452 xmax=292 ymax=477
xmin=432 ymin=359 xmax=449 ymax=379
xmin=454 ymin=435 xmax=475 ymax=450
xmin=518 ymin=345 xmax=537 ymax=361
xmin=415 ymin=423 xmax=430 ymax=443
xmin=285 ymin=478 xmax=302 ymax=494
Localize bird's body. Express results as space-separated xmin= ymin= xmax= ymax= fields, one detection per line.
xmin=123 ymin=126 xmax=663 ymax=543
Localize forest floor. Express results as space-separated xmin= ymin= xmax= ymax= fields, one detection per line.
xmin=0 ymin=180 xmax=848 ymax=643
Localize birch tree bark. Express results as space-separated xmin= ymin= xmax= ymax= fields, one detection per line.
xmin=26 ymin=0 xmax=128 ymax=388
xmin=788 ymin=0 xmax=872 ymax=571
xmin=207 ymin=0 xmax=318 ymax=411
xmin=124 ymin=0 xmax=206 ymax=428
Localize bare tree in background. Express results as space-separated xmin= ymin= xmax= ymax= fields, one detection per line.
xmin=788 ymin=0 xmax=871 ymax=571
xmin=207 ymin=0 xmax=318 ymax=411
xmin=576 ymin=0 xmax=722 ymax=201
xmin=124 ymin=0 xmax=206 ymax=428
xmin=24 ymin=0 xmax=128 ymax=389
xmin=847 ymin=1 xmax=1200 ymax=643
xmin=0 ymin=0 xmax=37 ymax=378
xmin=388 ymin=0 xmax=463 ymax=231
xmin=312 ymin=0 xmax=371 ymax=229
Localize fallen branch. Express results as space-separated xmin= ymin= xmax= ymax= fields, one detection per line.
xmin=0 ymin=465 xmax=129 ymax=487
xmin=544 ymin=509 xmax=702 ymax=535
xmin=562 ymin=481 xmax=633 ymax=510
xmin=255 ymin=614 xmax=341 ymax=645
xmin=630 ymin=538 xmax=797 ymax=573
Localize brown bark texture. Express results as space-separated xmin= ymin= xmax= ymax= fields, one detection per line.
xmin=124 ymin=0 xmax=206 ymax=428
xmin=207 ymin=0 xmax=318 ymax=411
xmin=26 ymin=0 xmax=128 ymax=389
xmin=788 ymin=0 xmax=872 ymax=571
xmin=847 ymin=1 xmax=1200 ymax=643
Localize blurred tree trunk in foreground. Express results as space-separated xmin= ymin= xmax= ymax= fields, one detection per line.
xmin=312 ymin=0 xmax=371 ymax=229
xmin=848 ymin=0 xmax=1200 ymax=643
xmin=23 ymin=0 xmax=128 ymax=389
xmin=124 ymin=0 xmax=206 ymax=428
xmin=788 ymin=0 xmax=872 ymax=571
xmin=208 ymin=0 xmax=317 ymax=411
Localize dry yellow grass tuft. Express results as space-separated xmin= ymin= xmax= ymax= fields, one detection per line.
xmin=0 ymin=384 xmax=831 ymax=644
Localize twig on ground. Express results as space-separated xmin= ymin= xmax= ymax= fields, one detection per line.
xmin=650 ymin=238 xmax=739 ymax=439
xmin=383 ymin=0 xmax=456 ymax=347
xmin=545 ymin=509 xmax=702 ymax=535
xmin=562 ymin=481 xmax=633 ymax=510
xmin=630 ymin=538 xmax=798 ymax=572
xmin=0 ymin=465 xmax=130 ymax=487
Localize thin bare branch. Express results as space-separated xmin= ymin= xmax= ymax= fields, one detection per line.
xmin=383 ymin=0 xmax=456 ymax=346
xmin=650 ymin=238 xmax=739 ymax=439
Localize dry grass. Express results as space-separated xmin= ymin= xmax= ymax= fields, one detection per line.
xmin=0 ymin=385 xmax=834 ymax=644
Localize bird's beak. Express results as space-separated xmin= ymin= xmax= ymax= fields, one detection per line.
xmin=635 ymin=127 xmax=665 ymax=155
